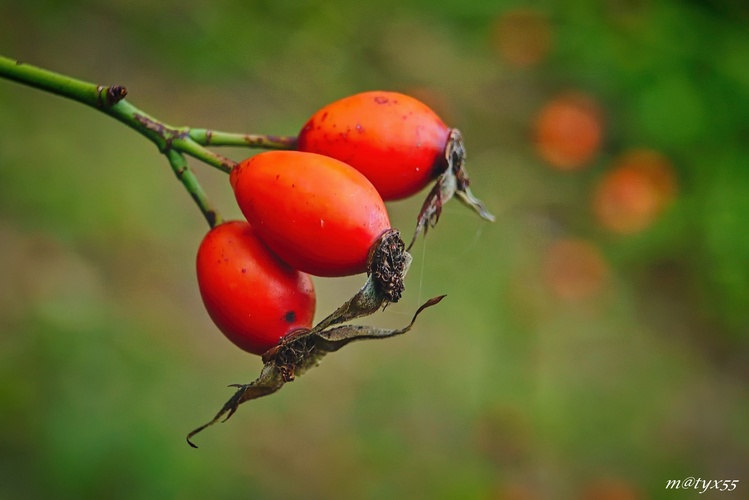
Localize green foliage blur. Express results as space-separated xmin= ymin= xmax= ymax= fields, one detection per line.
xmin=1 ymin=0 xmax=748 ymax=498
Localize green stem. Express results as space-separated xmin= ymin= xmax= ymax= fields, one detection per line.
xmin=189 ymin=129 xmax=297 ymax=150
xmin=0 ymin=56 xmax=160 ymax=148
xmin=0 ymin=56 xmax=115 ymax=107
xmin=0 ymin=55 xmax=230 ymax=225
xmin=165 ymin=150 xmax=223 ymax=228
xmin=172 ymin=132 xmax=236 ymax=173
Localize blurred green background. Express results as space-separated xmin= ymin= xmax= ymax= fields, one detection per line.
xmin=1 ymin=1 xmax=748 ymax=498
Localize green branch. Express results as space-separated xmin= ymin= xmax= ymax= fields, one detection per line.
xmin=0 ymin=54 xmax=240 ymax=226
xmin=2 ymin=57 xmax=162 ymax=151
xmin=165 ymin=150 xmax=223 ymax=228
xmin=189 ymin=129 xmax=297 ymax=150
xmin=0 ymin=56 xmax=121 ymax=108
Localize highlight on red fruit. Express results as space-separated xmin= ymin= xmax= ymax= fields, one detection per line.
xmin=535 ymin=91 xmax=603 ymax=170
xmin=593 ymin=149 xmax=677 ymax=234
xmin=297 ymin=90 xmax=451 ymax=200
xmin=230 ymin=151 xmax=391 ymax=277
xmin=196 ymin=220 xmax=316 ymax=356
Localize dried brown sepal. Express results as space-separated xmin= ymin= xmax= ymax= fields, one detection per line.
xmin=186 ymin=295 xmax=446 ymax=448
xmin=189 ymin=209 xmax=424 ymax=448
xmin=296 ymin=230 xmax=412 ymax=338
xmin=367 ymin=229 xmax=409 ymax=303
xmin=186 ymin=364 xmax=283 ymax=448
xmin=408 ymin=129 xmax=495 ymax=250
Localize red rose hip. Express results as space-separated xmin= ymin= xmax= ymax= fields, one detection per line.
xmin=196 ymin=220 xmax=316 ymax=355
xmin=297 ymin=91 xmax=451 ymax=200
xmin=230 ymin=151 xmax=391 ymax=277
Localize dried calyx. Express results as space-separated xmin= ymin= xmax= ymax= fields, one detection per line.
xmin=368 ymin=229 xmax=409 ymax=303
xmin=186 ymin=230 xmax=442 ymax=448
xmin=408 ymin=129 xmax=495 ymax=250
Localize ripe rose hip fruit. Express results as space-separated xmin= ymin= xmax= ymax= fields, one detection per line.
xmin=196 ymin=220 xmax=316 ymax=356
xmin=230 ymin=151 xmax=391 ymax=277
xmin=297 ymin=91 xmax=452 ymax=200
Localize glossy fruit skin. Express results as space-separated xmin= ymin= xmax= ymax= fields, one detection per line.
xmin=230 ymin=151 xmax=391 ymax=277
xmin=297 ymin=91 xmax=451 ymax=201
xmin=196 ymin=220 xmax=316 ymax=356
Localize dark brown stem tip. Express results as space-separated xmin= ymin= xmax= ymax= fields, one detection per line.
xmin=367 ymin=229 xmax=410 ymax=304
xmin=416 ymin=294 xmax=447 ymax=314
xmin=106 ymin=85 xmax=128 ymax=106
xmin=186 ymin=434 xmax=200 ymax=448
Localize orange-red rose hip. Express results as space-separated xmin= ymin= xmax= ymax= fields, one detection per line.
xmin=196 ymin=220 xmax=316 ymax=355
xmin=297 ymin=91 xmax=451 ymax=200
xmin=230 ymin=151 xmax=391 ymax=277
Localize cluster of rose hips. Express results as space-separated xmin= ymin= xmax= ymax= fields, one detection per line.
xmin=188 ymin=91 xmax=492 ymax=446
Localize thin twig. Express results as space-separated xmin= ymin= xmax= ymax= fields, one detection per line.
xmin=189 ymin=129 xmax=297 ymax=150
xmin=165 ymin=150 xmax=223 ymax=228
xmin=0 ymin=55 xmax=230 ymax=226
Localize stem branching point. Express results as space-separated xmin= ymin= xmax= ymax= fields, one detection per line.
xmin=0 ymin=55 xmax=453 ymax=450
